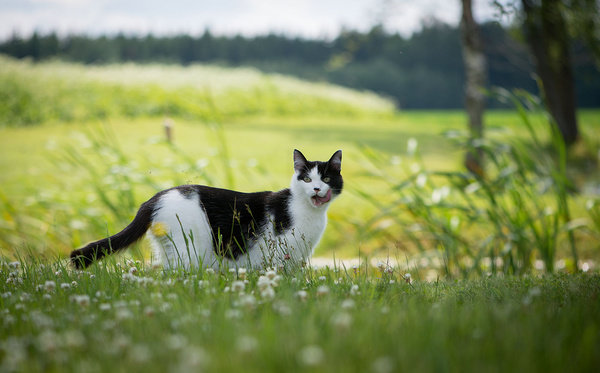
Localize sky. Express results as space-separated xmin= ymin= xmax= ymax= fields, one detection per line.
xmin=0 ymin=0 xmax=511 ymax=40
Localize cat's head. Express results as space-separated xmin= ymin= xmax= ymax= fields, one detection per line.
xmin=291 ymin=149 xmax=343 ymax=208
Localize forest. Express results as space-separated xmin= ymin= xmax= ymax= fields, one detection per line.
xmin=2 ymin=21 xmax=599 ymax=109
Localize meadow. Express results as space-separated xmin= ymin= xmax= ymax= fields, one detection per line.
xmin=1 ymin=56 xmax=600 ymax=371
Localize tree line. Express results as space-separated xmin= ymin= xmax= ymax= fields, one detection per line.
xmin=1 ymin=22 xmax=598 ymax=109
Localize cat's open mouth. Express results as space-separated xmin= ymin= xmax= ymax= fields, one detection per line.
xmin=311 ymin=189 xmax=332 ymax=207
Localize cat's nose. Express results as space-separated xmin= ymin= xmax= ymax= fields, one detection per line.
xmin=313 ymin=187 xmax=320 ymax=192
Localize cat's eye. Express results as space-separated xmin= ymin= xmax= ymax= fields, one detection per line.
xmin=303 ymin=176 xmax=312 ymax=183
xmin=323 ymin=177 xmax=331 ymax=183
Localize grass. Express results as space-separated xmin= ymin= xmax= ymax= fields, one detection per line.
xmin=1 ymin=258 xmax=599 ymax=372
xmin=0 ymin=56 xmax=599 ymax=277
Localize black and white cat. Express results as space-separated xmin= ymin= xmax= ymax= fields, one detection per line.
xmin=70 ymin=149 xmax=343 ymax=270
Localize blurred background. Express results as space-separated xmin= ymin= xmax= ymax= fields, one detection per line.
xmin=0 ymin=0 xmax=599 ymax=277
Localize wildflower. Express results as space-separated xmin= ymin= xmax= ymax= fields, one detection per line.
xmin=331 ymin=312 xmax=352 ymax=331
xmin=178 ymin=346 xmax=209 ymax=370
xmin=318 ymin=275 xmax=327 ymax=281
xmin=198 ymin=280 xmax=207 ymax=288
xmin=205 ymin=268 xmax=215 ymax=275
xmin=239 ymin=294 xmax=256 ymax=309
xmin=129 ymin=344 xmax=151 ymax=363
xmin=232 ymin=280 xmax=245 ymax=293
xmin=350 ymin=284 xmax=359 ymax=296
xmin=236 ymin=335 xmax=258 ymax=354
xmin=144 ymin=306 xmax=155 ymax=317
xmin=129 ymin=267 xmax=138 ymax=275
xmin=126 ymin=259 xmax=134 ymax=267
xmin=261 ymin=286 xmax=276 ymax=300
xmin=60 ymin=282 xmax=71 ymax=290
xmin=266 ymin=269 xmax=277 ymax=280
xmin=166 ymin=334 xmax=187 ymax=350
xmin=63 ymin=330 xmax=85 ymax=349
xmin=72 ymin=295 xmax=90 ymax=307
xmin=225 ymin=309 xmax=242 ymax=320
xmin=151 ymin=222 xmax=169 ymax=237
xmin=238 ymin=267 xmax=247 ymax=280
xmin=257 ymin=276 xmax=272 ymax=291
xmin=407 ymin=137 xmax=418 ymax=155
xmin=296 ymin=290 xmax=308 ymax=301
xmin=71 ymin=280 xmax=78 ymax=287
xmin=38 ymin=331 xmax=60 ymax=353
xmin=8 ymin=261 xmax=20 ymax=270
xmin=43 ymin=294 xmax=52 ymax=300
xmin=416 ymin=173 xmax=427 ymax=188
xmin=89 ymin=274 xmax=96 ymax=279
xmin=341 ymin=298 xmax=355 ymax=309
xmin=298 ymin=345 xmax=324 ymax=366
xmin=403 ymin=273 xmax=412 ymax=284
xmin=119 ymin=307 xmax=136 ymax=320
xmin=316 ymin=285 xmax=329 ymax=297
xmin=99 ymin=303 xmax=111 ymax=311
xmin=372 ymin=356 xmax=394 ymax=373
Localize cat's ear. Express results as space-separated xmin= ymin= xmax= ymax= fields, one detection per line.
xmin=328 ymin=150 xmax=342 ymax=172
xmin=293 ymin=149 xmax=308 ymax=172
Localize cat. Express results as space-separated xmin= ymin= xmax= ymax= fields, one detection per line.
xmin=70 ymin=149 xmax=343 ymax=271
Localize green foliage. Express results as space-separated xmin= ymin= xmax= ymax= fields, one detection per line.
xmin=1 ymin=258 xmax=599 ymax=372
xmin=355 ymin=90 xmax=597 ymax=277
xmin=0 ymin=56 xmax=393 ymax=127
xmin=2 ymin=21 xmax=599 ymax=109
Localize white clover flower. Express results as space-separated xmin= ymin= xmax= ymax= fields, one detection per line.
xmin=350 ymin=284 xmax=359 ymax=296
xmin=63 ymin=330 xmax=85 ymax=349
xmin=44 ymin=281 xmax=56 ymax=292
xmin=72 ymin=295 xmax=90 ymax=307
xmin=89 ymin=274 xmax=96 ymax=279
xmin=232 ymin=280 xmax=245 ymax=293
xmin=372 ymin=356 xmax=395 ymax=373
xmin=60 ymin=282 xmax=71 ymax=290
xmin=298 ymin=345 xmax=324 ymax=366
xmin=198 ymin=280 xmax=207 ymax=288
xmin=331 ymin=312 xmax=352 ymax=331
xmin=265 ymin=269 xmax=277 ymax=280
xmin=129 ymin=267 xmax=138 ymax=275
xmin=296 ymin=290 xmax=308 ymax=301
xmin=129 ymin=344 xmax=151 ymax=363
xmin=205 ymin=268 xmax=215 ymax=275
xmin=403 ymin=273 xmax=412 ymax=284
xmin=341 ymin=299 xmax=355 ymax=309
xmin=318 ymin=275 xmax=327 ymax=281
xmin=237 ymin=267 xmax=247 ymax=280
xmin=116 ymin=308 xmax=133 ymax=320
xmin=166 ymin=334 xmax=187 ymax=351
xmin=236 ymin=335 xmax=258 ymax=354
xmin=239 ymin=294 xmax=256 ymax=309
xmin=71 ymin=281 xmax=78 ymax=287
xmin=260 ymin=286 xmax=276 ymax=300
xmin=316 ymin=285 xmax=330 ymax=297
xmin=225 ymin=309 xmax=242 ymax=320
xmin=99 ymin=303 xmax=111 ymax=311
xmin=42 ymin=294 xmax=52 ymax=300
xmin=407 ymin=137 xmax=418 ymax=155
xmin=273 ymin=301 xmax=292 ymax=316
xmin=257 ymin=276 xmax=272 ymax=291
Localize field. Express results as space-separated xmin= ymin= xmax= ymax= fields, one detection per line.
xmin=1 ymin=56 xmax=600 ymax=371
xmin=1 ymin=260 xmax=600 ymax=372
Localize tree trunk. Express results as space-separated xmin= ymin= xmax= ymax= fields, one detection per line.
xmin=522 ymin=0 xmax=579 ymax=145
xmin=460 ymin=0 xmax=487 ymax=176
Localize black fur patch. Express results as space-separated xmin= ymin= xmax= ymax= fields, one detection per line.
xmin=183 ymin=185 xmax=292 ymax=260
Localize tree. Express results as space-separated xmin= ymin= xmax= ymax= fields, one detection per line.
xmin=460 ymin=0 xmax=487 ymax=175
xmin=521 ymin=0 xmax=579 ymax=145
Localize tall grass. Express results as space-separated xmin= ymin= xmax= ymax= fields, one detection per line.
xmin=355 ymin=90 xmax=594 ymax=277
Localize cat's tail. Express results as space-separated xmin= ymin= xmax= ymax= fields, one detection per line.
xmin=70 ymin=199 xmax=156 ymax=269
